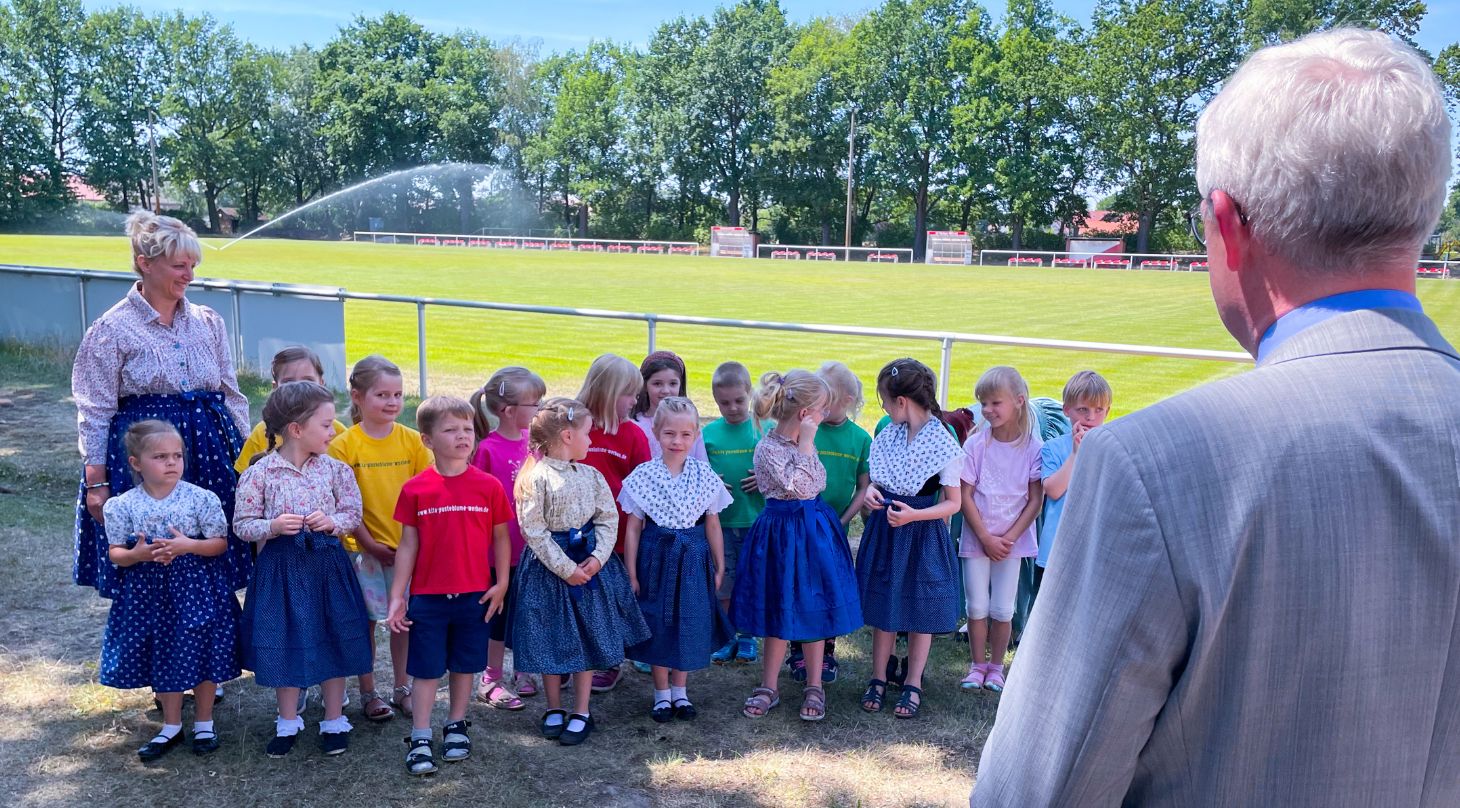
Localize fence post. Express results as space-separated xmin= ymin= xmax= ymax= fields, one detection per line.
xmin=938 ymin=337 xmax=953 ymax=407
xmin=647 ymin=316 xmax=657 ymax=354
xmin=230 ymin=287 xmax=245 ymax=372
xmin=417 ymin=301 xmax=428 ymax=398
xmin=77 ymin=275 xmax=89 ymax=334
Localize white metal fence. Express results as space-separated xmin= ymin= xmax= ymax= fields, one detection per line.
xmin=756 ymin=244 xmax=914 ymax=263
xmin=980 ymin=248 xmax=1455 ymax=277
xmin=354 ymin=231 xmax=700 ymax=255
xmin=0 ymin=264 xmax=1253 ymax=404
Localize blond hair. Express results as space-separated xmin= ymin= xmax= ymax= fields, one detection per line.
xmin=817 ymin=361 xmax=864 ymax=420
xmin=470 ymin=366 xmax=547 ymax=440
xmin=514 ymin=397 xmax=591 ymax=500
xmin=270 ymin=345 xmax=325 ymax=384
xmin=711 ymin=361 xmax=752 ymax=392
xmin=415 ymin=395 xmax=475 ymax=437
xmin=753 ymin=370 xmax=829 ymax=432
xmin=125 ymin=210 xmax=201 ymax=273
xmin=250 ymin=380 xmax=335 ymax=465
xmin=1062 ymin=370 xmax=1112 ymax=409
xmin=347 ymin=355 xmax=402 ymax=424
xmin=651 ymin=396 xmax=700 ymax=435
xmin=974 ymin=366 xmax=1032 ymax=446
xmin=576 ymin=354 xmax=641 ymax=434
xmin=124 ymin=420 xmax=183 ymax=477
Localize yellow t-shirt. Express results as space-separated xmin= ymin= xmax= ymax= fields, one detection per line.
xmin=234 ymin=419 xmax=349 ymax=474
xmin=327 ymin=423 xmax=433 ymax=552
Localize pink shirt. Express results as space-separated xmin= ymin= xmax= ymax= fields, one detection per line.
xmin=959 ymin=431 xmax=1043 ymax=559
xmin=470 ymin=432 xmax=531 ymax=565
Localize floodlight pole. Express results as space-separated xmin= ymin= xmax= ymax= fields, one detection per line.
xmin=844 ymin=106 xmax=856 ymax=250
xmin=148 ymin=111 xmax=161 ymax=213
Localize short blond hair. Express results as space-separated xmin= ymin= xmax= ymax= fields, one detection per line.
xmin=1062 ymin=370 xmax=1112 ymax=409
xmin=651 ymin=396 xmax=700 ymax=434
xmin=125 ymin=210 xmax=201 ymax=273
xmin=817 ymin=361 xmax=864 ymax=420
xmin=576 ymin=354 xmax=641 ymax=433
xmin=415 ymin=395 xmax=475 ymax=437
xmin=753 ymin=370 xmax=829 ymax=432
xmin=711 ymin=361 xmax=752 ymax=392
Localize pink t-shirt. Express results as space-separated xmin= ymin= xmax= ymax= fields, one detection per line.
xmin=470 ymin=432 xmax=531 ymax=565
xmin=959 ymin=430 xmax=1044 ymax=559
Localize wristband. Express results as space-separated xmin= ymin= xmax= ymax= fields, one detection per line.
xmin=85 ymin=481 xmax=111 ymax=490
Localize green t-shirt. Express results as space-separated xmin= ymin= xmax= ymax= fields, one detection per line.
xmin=702 ymin=417 xmax=765 ymax=529
xmin=815 ymin=419 xmax=871 ymax=516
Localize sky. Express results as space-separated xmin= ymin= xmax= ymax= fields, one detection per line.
xmin=81 ymin=0 xmax=1460 ymax=57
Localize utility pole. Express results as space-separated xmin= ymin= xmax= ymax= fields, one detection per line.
xmin=148 ymin=111 xmax=161 ymax=213
xmin=844 ymin=106 xmax=856 ymax=250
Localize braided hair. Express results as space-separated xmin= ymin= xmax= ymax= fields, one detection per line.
xmin=876 ymin=358 xmax=945 ymax=423
xmin=247 ymin=380 xmax=335 ymax=466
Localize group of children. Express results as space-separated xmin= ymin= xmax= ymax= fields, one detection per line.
xmin=97 ymin=343 xmax=1113 ymax=770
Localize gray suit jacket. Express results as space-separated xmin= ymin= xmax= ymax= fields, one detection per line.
xmin=972 ymin=307 xmax=1460 ymax=807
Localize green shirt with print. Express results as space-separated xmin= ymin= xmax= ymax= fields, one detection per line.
xmin=815 ymin=419 xmax=871 ymax=516
xmin=702 ymin=417 xmax=765 ymax=529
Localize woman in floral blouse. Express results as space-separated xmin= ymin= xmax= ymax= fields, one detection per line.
xmin=72 ymin=211 xmax=253 ymax=599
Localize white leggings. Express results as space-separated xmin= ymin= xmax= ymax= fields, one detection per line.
xmin=963 ymin=556 xmax=1020 ymax=623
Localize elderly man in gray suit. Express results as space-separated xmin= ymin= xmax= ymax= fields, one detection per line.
xmin=971 ymin=28 xmax=1458 ymax=807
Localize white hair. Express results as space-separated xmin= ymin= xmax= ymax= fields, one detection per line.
xmin=1195 ymin=28 xmax=1451 ymax=275
xmin=125 ymin=210 xmax=202 ymax=271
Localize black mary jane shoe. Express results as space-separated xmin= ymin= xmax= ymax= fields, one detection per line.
xmin=540 ymin=708 xmax=569 ymax=740
xmin=192 ymin=730 xmax=221 ymax=756
xmin=137 ymin=731 xmax=184 ymax=762
xmin=651 ymin=699 xmax=675 ymax=724
xmin=319 ymin=730 xmax=350 ymax=756
xmin=265 ymin=732 xmax=299 ymax=758
xmin=673 ymin=699 xmax=697 ymax=722
xmin=558 ymin=713 xmax=595 ymax=746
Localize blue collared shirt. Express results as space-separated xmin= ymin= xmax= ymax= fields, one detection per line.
xmin=1256 ymin=289 xmax=1424 ymax=364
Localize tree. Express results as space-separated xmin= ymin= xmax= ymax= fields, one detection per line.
xmin=227 ymin=48 xmax=281 ymax=230
xmin=265 ymin=47 xmax=335 ymax=212
xmin=1243 ymin=0 xmax=1427 ymax=46
xmin=79 ymin=8 xmax=164 ymax=210
xmin=0 ymin=18 xmax=49 ymax=225
xmin=637 ymin=15 xmax=714 ymax=234
xmin=1 ymin=0 xmax=88 ymax=204
xmin=159 ymin=12 xmax=248 ymax=232
xmin=431 ymin=31 xmax=506 ymax=231
xmin=850 ymin=0 xmax=987 ymax=259
xmin=1082 ymin=0 xmax=1242 ymax=253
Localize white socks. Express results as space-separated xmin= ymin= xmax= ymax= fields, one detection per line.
xmin=654 ymin=688 xmax=671 ymax=706
xmin=192 ymin=720 xmax=214 ymax=737
xmin=275 ymin=715 xmax=305 ymax=737
xmin=154 ymin=723 xmax=182 ymax=742
xmin=671 ymin=685 xmax=689 ymax=705
xmin=565 ymin=713 xmax=590 ymax=733
xmin=319 ymin=715 xmax=352 ymax=734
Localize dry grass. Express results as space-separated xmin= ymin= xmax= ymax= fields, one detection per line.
xmin=0 ymin=343 xmax=993 ymax=807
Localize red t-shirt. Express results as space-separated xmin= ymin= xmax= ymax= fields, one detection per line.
xmin=582 ymin=421 xmax=652 ymax=547
xmin=393 ymin=465 xmax=511 ymax=595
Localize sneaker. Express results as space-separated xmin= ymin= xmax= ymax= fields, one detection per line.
xmin=265 ymin=733 xmax=299 ymax=758
xmin=711 ymin=638 xmax=737 ymax=665
xmin=822 ymin=654 xmax=840 ymax=684
xmin=631 ymin=659 xmax=653 ymax=675
xmin=320 ymin=730 xmax=350 ymax=756
xmin=590 ymin=667 xmax=623 ymax=693
xmin=788 ymin=652 xmax=808 ymax=683
xmin=441 ymin=719 xmax=471 ymax=762
xmin=404 ymin=736 xmax=437 ymax=776
xmin=960 ymin=662 xmax=986 ymax=691
xmin=735 ymin=636 xmax=759 ymax=663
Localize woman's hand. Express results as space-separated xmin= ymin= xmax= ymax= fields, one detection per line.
xmin=85 ymin=485 xmax=110 ymax=524
xmin=579 ymin=556 xmax=602 ymax=578
xmin=566 ymin=567 xmax=591 ymax=586
xmin=270 ymin=513 xmax=305 ymax=536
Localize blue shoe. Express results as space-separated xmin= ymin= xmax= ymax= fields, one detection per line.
xmin=631 ymin=660 xmax=652 ymax=675
xmin=735 ymin=636 xmax=759 ymax=663
xmin=712 ymin=639 xmax=737 ymax=665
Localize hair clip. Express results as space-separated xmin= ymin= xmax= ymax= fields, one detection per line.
xmin=890 ymin=365 xmax=900 ymax=377
xmin=498 ymin=381 xmax=507 ymax=396
xmin=566 ymin=406 xmax=575 ymax=421
xmin=786 ymin=388 xmax=795 ymax=401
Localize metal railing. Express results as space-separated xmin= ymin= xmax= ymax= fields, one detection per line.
xmin=354 ymin=230 xmax=700 ymax=254
xmin=979 ymin=249 xmax=1456 ymax=277
xmin=0 ymin=264 xmax=1254 ymax=403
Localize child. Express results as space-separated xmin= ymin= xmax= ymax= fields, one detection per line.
xmin=1037 ymin=371 xmax=1111 ymax=576
xmin=787 ymin=361 xmax=871 ymax=684
xmin=512 ymin=398 xmax=651 ymax=745
xmin=235 ymin=346 xmax=347 ymax=475
xmin=621 ymin=397 xmax=734 ymax=721
xmin=575 ymin=353 xmax=653 ymax=692
xmin=468 ymin=366 xmax=547 ymax=709
xmin=102 ymin=420 xmax=240 ymax=760
xmin=857 ymin=360 xmax=964 ymax=719
xmin=702 ymin=361 xmax=764 ymax=664
xmin=329 ymin=355 xmax=433 ymax=720
xmin=235 ymin=381 xmax=372 ymax=757
xmin=959 ymin=366 xmax=1044 ymax=693
xmin=631 ymin=351 xmax=708 ymax=462
xmin=732 ymin=370 xmax=862 ymax=722
xmin=387 ymin=396 xmax=513 ymax=775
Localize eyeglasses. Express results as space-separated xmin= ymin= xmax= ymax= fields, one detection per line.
xmin=1187 ymin=194 xmax=1248 ymax=249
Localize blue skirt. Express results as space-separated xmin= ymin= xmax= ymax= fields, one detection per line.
xmin=626 ymin=521 xmax=734 ymax=671
xmin=511 ymin=523 xmax=651 ymax=675
xmin=74 ymin=391 xmax=250 ymax=599
xmin=856 ymin=492 xmax=961 ymax=634
xmin=730 ymin=498 xmax=862 ymax=642
xmin=100 ymin=545 xmax=242 ymax=692
xmin=240 ymin=532 xmax=373 ymax=688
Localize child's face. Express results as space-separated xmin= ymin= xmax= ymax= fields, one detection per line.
xmin=795 ymin=393 xmax=829 ymax=427
xmin=275 ymin=359 xmax=323 ymax=388
xmin=645 ymin=369 xmax=681 ymax=411
xmin=503 ymin=395 xmax=541 ymax=434
xmin=616 ymin=391 xmax=638 ymax=421
xmin=562 ymin=417 xmax=594 ymax=461
xmin=713 ymin=384 xmax=751 ymax=424
xmin=424 ymin=414 xmax=475 ymax=462
xmin=1065 ymin=398 xmax=1110 ymax=430
xmin=879 ymin=389 xmax=909 ymax=425
xmin=980 ymin=389 xmax=1022 ymax=431
xmin=129 ymin=434 xmax=185 ymax=487
xmin=353 ymin=375 xmax=403 ymax=425
xmin=290 ymin=402 xmax=338 ymax=455
xmin=824 ymin=391 xmax=852 ymax=424
xmin=655 ymin=414 xmax=699 ymax=459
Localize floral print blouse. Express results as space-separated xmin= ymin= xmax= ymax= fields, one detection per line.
xmin=232 ymin=451 xmax=363 ymax=542
xmin=516 ymin=456 xmax=619 ymax=580
xmin=753 ymin=431 xmax=827 ymax=501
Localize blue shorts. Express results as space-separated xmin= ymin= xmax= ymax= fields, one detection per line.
xmin=405 ymin=592 xmax=492 ymax=679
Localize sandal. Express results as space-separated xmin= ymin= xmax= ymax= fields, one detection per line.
xmin=540 ymin=708 xmax=568 ymax=739
xmin=442 ymin=719 xmax=471 ymax=761
xmin=477 ymin=673 xmax=526 ymax=711
xmin=861 ymin=678 xmax=888 ymax=713
xmin=513 ymin=672 xmax=538 ymax=697
xmin=800 ymin=685 xmax=827 ymax=722
xmin=361 ymin=689 xmax=395 ymax=722
xmin=391 ymin=684 xmax=414 ymax=719
xmin=404 ymin=736 xmax=437 ymax=776
xmin=894 ymin=684 xmax=923 ymax=719
xmin=984 ymin=664 xmax=1006 ymax=693
xmin=742 ymin=687 xmax=780 ymax=719
xmin=652 ymin=698 xmax=675 ymax=724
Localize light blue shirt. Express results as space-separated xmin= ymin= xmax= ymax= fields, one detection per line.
xmin=1036 ymin=433 xmax=1074 ymax=568
xmin=1256 ymin=289 xmax=1423 ymax=365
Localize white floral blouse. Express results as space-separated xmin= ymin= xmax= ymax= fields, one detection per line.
xmin=516 ymin=457 xmax=619 ymax=580
xmin=232 ymin=451 xmax=363 ymax=542
xmin=618 ymin=457 xmax=733 ymax=529
xmin=102 ymin=481 xmax=229 ymax=546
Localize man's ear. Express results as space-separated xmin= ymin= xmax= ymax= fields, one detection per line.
xmin=1211 ymin=189 xmax=1246 ymax=271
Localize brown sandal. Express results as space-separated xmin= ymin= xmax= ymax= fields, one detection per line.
xmin=361 ymin=689 xmax=394 ymax=722
xmin=392 ymin=684 xmax=414 ymax=719
xmin=742 ymin=687 xmax=780 ymax=718
xmin=800 ymin=685 xmax=826 ymax=722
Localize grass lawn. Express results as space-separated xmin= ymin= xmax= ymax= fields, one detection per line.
xmin=14 ymin=234 xmax=1459 ymax=422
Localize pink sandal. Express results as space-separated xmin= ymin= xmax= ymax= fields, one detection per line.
xmin=983 ymin=663 xmax=1006 ymax=693
xmin=477 ymin=668 xmax=525 ymax=711
xmin=960 ymin=662 xmax=986 ymax=690
xmin=513 ymin=672 xmax=538 ymax=698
